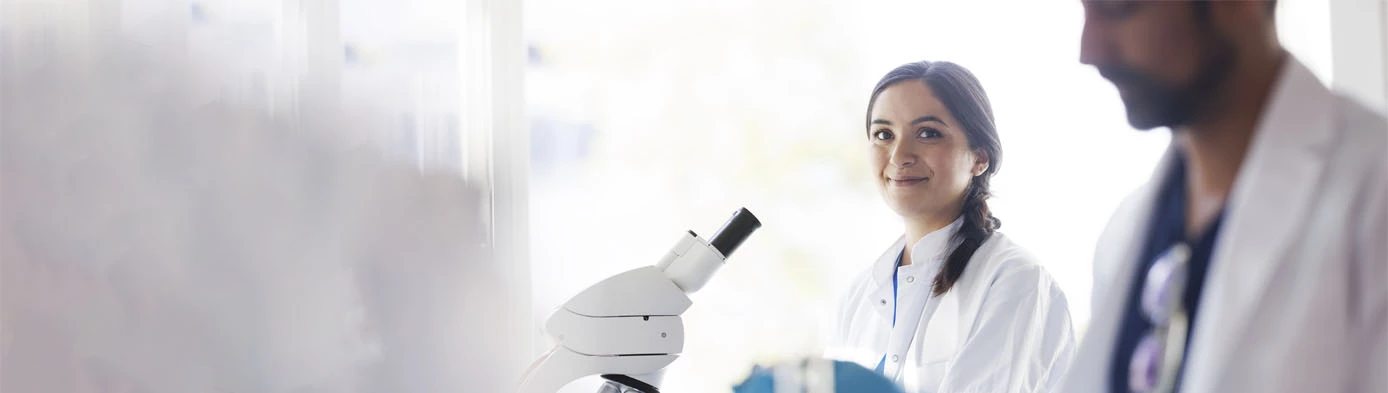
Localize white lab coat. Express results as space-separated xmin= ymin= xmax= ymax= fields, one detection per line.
xmin=826 ymin=219 xmax=1076 ymax=393
xmin=1059 ymin=57 xmax=1388 ymax=393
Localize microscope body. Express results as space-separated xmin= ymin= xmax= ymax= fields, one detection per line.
xmin=516 ymin=209 xmax=760 ymax=393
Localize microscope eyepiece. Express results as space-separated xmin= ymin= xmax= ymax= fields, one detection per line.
xmin=708 ymin=207 xmax=761 ymax=259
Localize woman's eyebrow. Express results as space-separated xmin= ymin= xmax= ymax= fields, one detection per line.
xmin=871 ymin=115 xmax=949 ymax=126
xmin=911 ymin=116 xmax=947 ymax=127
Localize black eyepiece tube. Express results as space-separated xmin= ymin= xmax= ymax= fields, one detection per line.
xmin=708 ymin=207 xmax=761 ymax=259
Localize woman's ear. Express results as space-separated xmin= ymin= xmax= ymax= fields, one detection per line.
xmin=971 ymin=149 xmax=990 ymax=177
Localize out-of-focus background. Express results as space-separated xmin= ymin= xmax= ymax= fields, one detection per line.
xmin=2 ymin=0 xmax=1385 ymax=392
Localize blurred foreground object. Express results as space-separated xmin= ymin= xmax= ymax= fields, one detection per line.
xmin=1 ymin=12 xmax=522 ymax=393
xmin=732 ymin=357 xmax=903 ymax=393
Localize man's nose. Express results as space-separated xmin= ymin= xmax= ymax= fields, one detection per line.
xmin=1078 ymin=14 xmax=1110 ymax=67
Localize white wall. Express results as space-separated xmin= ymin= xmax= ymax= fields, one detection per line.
xmin=1329 ymin=0 xmax=1388 ymax=113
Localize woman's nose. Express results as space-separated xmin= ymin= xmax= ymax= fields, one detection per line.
xmin=889 ymin=143 xmax=917 ymax=167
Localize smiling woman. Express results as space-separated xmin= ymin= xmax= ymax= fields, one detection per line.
xmin=823 ymin=61 xmax=1075 ymax=393
xmin=864 ymin=62 xmax=999 ymax=286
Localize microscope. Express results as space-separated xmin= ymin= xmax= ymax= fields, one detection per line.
xmin=516 ymin=208 xmax=762 ymax=393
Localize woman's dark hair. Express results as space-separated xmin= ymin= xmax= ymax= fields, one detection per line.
xmin=866 ymin=61 xmax=1002 ymax=297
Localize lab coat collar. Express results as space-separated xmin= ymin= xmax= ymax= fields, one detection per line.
xmin=871 ymin=217 xmax=965 ymax=291
xmin=1180 ymin=55 xmax=1338 ymax=391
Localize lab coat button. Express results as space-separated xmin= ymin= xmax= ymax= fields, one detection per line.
xmin=906 ymin=276 xmax=915 ymax=283
xmin=891 ymin=355 xmax=899 ymax=362
xmin=880 ymin=299 xmax=887 ymax=305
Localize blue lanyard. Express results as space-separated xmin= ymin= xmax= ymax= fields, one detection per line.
xmin=875 ymin=250 xmax=904 ymax=375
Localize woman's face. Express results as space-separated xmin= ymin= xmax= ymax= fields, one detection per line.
xmin=868 ymin=80 xmax=988 ymax=221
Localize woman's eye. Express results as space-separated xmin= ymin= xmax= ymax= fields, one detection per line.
xmin=873 ymin=129 xmax=894 ymax=141
xmin=918 ymin=127 xmax=941 ymax=138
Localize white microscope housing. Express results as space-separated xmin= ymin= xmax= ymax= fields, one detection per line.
xmin=516 ymin=208 xmax=761 ymax=393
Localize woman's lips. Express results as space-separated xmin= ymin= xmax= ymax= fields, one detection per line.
xmin=889 ymin=177 xmax=927 ymax=187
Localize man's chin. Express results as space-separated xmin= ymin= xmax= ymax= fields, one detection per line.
xmin=1125 ymin=113 xmax=1168 ymax=131
xmin=1122 ymin=101 xmax=1176 ymax=131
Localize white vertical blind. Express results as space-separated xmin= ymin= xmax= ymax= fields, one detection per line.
xmin=456 ymin=0 xmax=532 ymax=373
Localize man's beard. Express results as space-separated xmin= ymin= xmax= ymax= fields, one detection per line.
xmin=1099 ymin=33 xmax=1237 ymax=130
